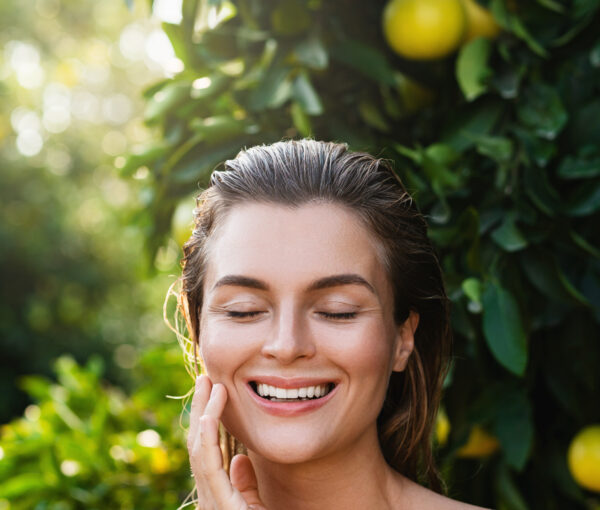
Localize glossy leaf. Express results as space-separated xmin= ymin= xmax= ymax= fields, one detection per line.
xmin=292 ymin=71 xmax=323 ymax=115
xmin=517 ymin=83 xmax=568 ymax=140
xmin=295 ymin=35 xmax=328 ymax=70
xmin=330 ymin=39 xmax=396 ymax=85
xmin=144 ymin=81 xmax=192 ymax=123
xmin=520 ymin=250 xmax=590 ymax=306
xmin=493 ymin=389 xmax=534 ymax=471
xmin=557 ymin=155 xmax=600 ymax=179
xmin=456 ymin=38 xmax=493 ymax=101
xmin=482 ymin=281 xmax=528 ymax=376
xmin=491 ymin=215 xmax=528 ymax=252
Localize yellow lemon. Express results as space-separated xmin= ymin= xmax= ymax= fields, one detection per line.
xmin=456 ymin=425 xmax=500 ymax=458
xmin=462 ymin=0 xmax=501 ymax=43
xmin=383 ymin=0 xmax=467 ymax=60
xmin=435 ymin=408 xmax=451 ymax=446
xmin=568 ymin=425 xmax=600 ymax=492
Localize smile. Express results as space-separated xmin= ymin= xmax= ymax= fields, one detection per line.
xmin=249 ymin=382 xmax=336 ymax=402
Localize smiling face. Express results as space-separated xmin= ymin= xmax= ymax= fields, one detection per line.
xmin=199 ymin=201 xmax=416 ymax=464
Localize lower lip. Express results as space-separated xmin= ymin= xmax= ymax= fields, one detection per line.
xmin=246 ymin=384 xmax=338 ymax=417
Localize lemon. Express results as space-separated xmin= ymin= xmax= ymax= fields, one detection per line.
xmin=568 ymin=425 xmax=600 ymax=492
xmin=383 ymin=0 xmax=466 ymax=60
xmin=435 ymin=407 xmax=451 ymax=446
xmin=456 ymin=425 xmax=500 ymax=458
xmin=462 ymin=0 xmax=501 ymax=43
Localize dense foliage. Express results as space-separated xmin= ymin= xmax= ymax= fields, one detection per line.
xmin=0 ymin=348 xmax=192 ymax=509
xmin=122 ymin=0 xmax=600 ymax=508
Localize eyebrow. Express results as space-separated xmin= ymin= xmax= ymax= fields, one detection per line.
xmin=212 ymin=273 xmax=376 ymax=295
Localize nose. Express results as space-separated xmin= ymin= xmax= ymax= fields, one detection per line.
xmin=261 ymin=305 xmax=316 ymax=364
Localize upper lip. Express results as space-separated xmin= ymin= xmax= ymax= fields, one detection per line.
xmin=246 ymin=375 xmax=338 ymax=389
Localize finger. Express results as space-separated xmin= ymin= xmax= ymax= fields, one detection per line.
xmin=198 ymin=414 xmax=245 ymax=507
xmin=203 ymin=382 xmax=227 ymax=420
xmin=230 ymin=454 xmax=265 ymax=509
xmin=191 ymin=382 xmax=226 ymax=456
xmin=188 ymin=375 xmax=211 ymax=451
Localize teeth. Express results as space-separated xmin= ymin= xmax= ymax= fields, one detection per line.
xmin=255 ymin=383 xmax=332 ymax=400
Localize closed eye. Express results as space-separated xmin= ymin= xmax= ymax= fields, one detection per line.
xmin=226 ymin=311 xmax=263 ymax=318
xmin=318 ymin=312 xmax=357 ymax=320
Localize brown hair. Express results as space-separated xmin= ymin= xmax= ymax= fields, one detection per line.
xmin=175 ymin=139 xmax=452 ymax=493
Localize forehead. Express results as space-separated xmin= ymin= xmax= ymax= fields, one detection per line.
xmin=204 ymin=202 xmax=389 ymax=293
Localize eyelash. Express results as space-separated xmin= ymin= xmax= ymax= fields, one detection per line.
xmin=225 ymin=311 xmax=357 ymax=320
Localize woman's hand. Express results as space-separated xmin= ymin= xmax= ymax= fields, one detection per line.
xmin=188 ymin=375 xmax=267 ymax=510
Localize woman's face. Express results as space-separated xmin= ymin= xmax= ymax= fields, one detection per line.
xmin=199 ymin=202 xmax=416 ymax=464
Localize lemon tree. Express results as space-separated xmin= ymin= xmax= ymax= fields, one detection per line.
xmin=382 ymin=0 xmax=466 ymax=60
xmin=121 ymin=1 xmax=600 ymax=508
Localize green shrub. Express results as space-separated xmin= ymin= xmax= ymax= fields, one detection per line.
xmin=0 ymin=347 xmax=193 ymax=509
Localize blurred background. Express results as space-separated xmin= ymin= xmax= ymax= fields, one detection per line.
xmin=0 ymin=0 xmax=599 ymax=508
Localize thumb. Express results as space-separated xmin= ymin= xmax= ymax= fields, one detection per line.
xmin=230 ymin=454 xmax=265 ymax=509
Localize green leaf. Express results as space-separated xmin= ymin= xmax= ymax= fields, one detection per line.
xmin=189 ymin=115 xmax=253 ymax=144
xmin=330 ymin=39 xmax=396 ymax=86
xmin=171 ymin=138 xmax=250 ymax=184
xmin=490 ymin=0 xmax=548 ymax=57
xmin=495 ymin=462 xmax=530 ymax=510
xmin=441 ymin=100 xmax=503 ymax=152
xmin=425 ymin=144 xmax=460 ymax=166
xmin=291 ymin=101 xmax=312 ymax=137
xmin=570 ymin=230 xmax=600 ymax=259
xmin=358 ymin=100 xmax=389 ymax=132
xmin=462 ymin=277 xmax=483 ymax=303
xmin=247 ymin=66 xmax=292 ymax=111
xmin=295 ymin=35 xmax=328 ymax=70
xmin=161 ymin=22 xmax=188 ymax=64
xmin=456 ymin=38 xmax=493 ymax=101
xmin=474 ymin=135 xmax=514 ymax=163
xmin=517 ymin=83 xmax=568 ymax=140
xmin=493 ymin=390 xmax=534 ymax=471
xmin=520 ymin=250 xmax=590 ymax=306
xmin=144 ymin=80 xmax=191 ymax=123
xmin=0 ymin=473 xmax=49 ymax=498
xmin=482 ymin=281 xmax=528 ymax=376
xmin=557 ymin=155 xmax=600 ymax=179
xmin=523 ymin=166 xmax=561 ymax=217
xmin=566 ymin=181 xmax=600 ymax=217
xmin=491 ymin=215 xmax=528 ymax=252
xmin=120 ymin=142 xmax=171 ymax=177
xmin=512 ymin=125 xmax=556 ymax=167
xmin=536 ymin=0 xmax=564 ymax=12
xmin=292 ymin=71 xmax=323 ymax=115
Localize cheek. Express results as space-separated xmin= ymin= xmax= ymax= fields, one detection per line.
xmin=323 ymin=321 xmax=395 ymax=379
xmin=199 ymin=321 xmax=262 ymax=382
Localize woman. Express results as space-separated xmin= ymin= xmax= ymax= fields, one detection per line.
xmin=176 ymin=140 xmax=487 ymax=509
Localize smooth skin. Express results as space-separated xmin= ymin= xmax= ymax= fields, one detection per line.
xmin=187 ymin=202 xmax=488 ymax=510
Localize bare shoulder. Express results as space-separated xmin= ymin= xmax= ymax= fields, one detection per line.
xmin=393 ymin=473 xmax=491 ymax=510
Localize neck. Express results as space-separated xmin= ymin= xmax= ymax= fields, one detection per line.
xmin=248 ymin=426 xmax=405 ymax=510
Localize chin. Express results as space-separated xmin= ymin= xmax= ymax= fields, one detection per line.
xmin=224 ymin=419 xmax=332 ymax=465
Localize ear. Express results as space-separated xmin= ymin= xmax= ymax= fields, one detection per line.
xmin=392 ymin=310 xmax=419 ymax=372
